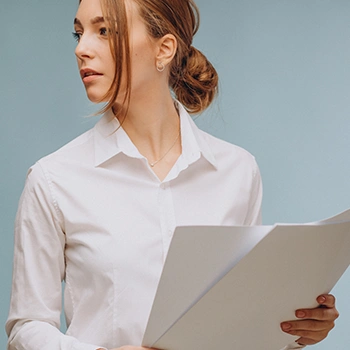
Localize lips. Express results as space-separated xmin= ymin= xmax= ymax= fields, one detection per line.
xmin=80 ymin=68 xmax=103 ymax=83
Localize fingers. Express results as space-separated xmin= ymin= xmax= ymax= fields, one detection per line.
xmin=281 ymin=319 xmax=334 ymax=333
xmin=317 ymin=294 xmax=336 ymax=308
xmin=281 ymin=320 xmax=333 ymax=345
xmin=294 ymin=294 xmax=339 ymax=322
xmin=295 ymin=304 xmax=339 ymax=321
xmin=280 ymin=294 xmax=339 ymax=346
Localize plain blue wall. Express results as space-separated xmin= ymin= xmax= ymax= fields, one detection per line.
xmin=1 ymin=1 xmax=349 ymax=349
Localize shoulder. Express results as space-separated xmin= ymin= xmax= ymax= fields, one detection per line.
xmin=35 ymin=126 xmax=96 ymax=174
xmin=197 ymin=128 xmax=259 ymax=175
xmin=179 ymin=101 xmax=259 ymax=175
xmin=42 ymin=127 xmax=95 ymax=163
xmin=23 ymin=126 xmax=96 ymax=194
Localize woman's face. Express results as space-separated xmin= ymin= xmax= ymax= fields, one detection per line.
xmin=74 ymin=0 xmax=159 ymax=104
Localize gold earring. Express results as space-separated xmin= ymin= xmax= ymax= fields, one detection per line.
xmin=156 ymin=62 xmax=165 ymax=72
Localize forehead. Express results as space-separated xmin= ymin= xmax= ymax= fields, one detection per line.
xmin=76 ymin=0 xmax=103 ymax=19
xmin=76 ymin=0 xmax=139 ymax=20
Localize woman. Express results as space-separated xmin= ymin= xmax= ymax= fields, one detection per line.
xmin=6 ymin=0 xmax=339 ymax=349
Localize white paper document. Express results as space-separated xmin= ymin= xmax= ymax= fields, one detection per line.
xmin=142 ymin=209 xmax=350 ymax=350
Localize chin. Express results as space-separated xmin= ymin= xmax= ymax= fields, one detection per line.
xmin=87 ymin=95 xmax=105 ymax=103
xmin=85 ymin=89 xmax=108 ymax=104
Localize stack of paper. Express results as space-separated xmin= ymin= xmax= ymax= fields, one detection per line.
xmin=143 ymin=209 xmax=350 ymax=350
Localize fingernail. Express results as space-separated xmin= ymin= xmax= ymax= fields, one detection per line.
xmin=281 ymin=323 xmax=292 ymax=331
xmin=296 ymin=311 xmax=306 ymax=318
xmin=319 ymin=296 xmax=326 ymax=304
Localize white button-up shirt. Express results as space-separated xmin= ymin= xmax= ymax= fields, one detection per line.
xmin=6 ymin=103 xmax=300 ymax=350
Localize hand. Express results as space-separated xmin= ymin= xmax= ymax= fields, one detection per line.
xmin=280 ymin=294 xmax=339 ymax=346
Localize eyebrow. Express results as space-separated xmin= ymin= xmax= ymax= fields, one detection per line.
xmin=74 ymin=16 xmax=105 ymax=26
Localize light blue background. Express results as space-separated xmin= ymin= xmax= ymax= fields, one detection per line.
xmin=1 ymin=1 xmax=349 ymax=349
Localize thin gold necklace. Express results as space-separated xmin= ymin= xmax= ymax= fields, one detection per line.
xmin=149 ymin=129 xmax=181 ymax=167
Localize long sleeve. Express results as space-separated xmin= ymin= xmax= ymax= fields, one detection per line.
xmin=244 ymin=158 xmax=263 ymax=226
xmin=6 ymin=163 xmax=105 ymax=350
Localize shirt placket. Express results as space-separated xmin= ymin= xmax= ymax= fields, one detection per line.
xmin=158 ymin=181 xmax=176 ymax=262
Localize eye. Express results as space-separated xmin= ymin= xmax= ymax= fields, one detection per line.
xmin=99 ymin=27 xmax=118 ymax=37
xmin=72 ymin=31 xmax=82 ymax=42
xmin=99 ymin=27 xmax=108 ymax=37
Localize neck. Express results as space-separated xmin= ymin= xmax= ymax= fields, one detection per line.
xmin=113 ymin=89 xmax=181 ymax=161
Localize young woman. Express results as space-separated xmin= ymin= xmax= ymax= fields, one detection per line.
xmin=6 ymin=0 xmax=339 ymax=349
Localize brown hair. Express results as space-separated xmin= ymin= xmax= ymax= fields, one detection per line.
xmin=82 ymin=0 xmax=218 ymax=116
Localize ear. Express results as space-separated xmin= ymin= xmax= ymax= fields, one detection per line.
xmin=155 ymin=34 xmax=177 ymax=68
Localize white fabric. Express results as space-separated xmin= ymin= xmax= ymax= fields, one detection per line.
xmin=7 ymin=102 xmax=281 ymax=350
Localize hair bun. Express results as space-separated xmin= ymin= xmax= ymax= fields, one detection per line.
xmin=170 ymin=46 xmax=218 ymax=114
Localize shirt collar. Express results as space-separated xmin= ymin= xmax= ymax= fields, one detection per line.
xmin=93 ymin=109 xmax=143 ymax=167
xmin=93 ymin=102 xmax=218 ymax=169
xmin=176 ymin=101 xmax=217 ymax=169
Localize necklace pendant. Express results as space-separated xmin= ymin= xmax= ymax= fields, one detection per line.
xmin=147 ymin=128 xmax=181 ymax=169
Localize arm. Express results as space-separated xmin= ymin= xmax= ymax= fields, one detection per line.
xmin=6 ymin=163 xmax=105 ymax=350
xmin=244 ymin=158 xmax=263 ymax=226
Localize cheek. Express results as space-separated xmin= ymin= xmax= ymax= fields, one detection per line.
xmin=131 ymin=47 xmax=156 ymax=83
xmin=104 ymin=50 xmax=116 ymax=78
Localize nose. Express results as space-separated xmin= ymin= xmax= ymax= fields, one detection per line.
xmin=75 ymin=34 xmax=95 ymax=60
